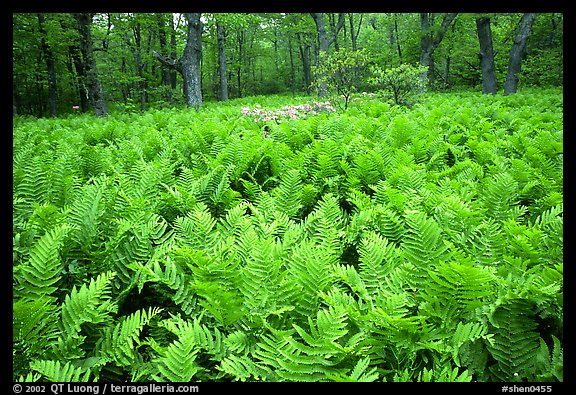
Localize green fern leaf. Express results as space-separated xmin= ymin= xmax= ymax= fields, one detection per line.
xmin=97 ymin=307 xmax=163 ymax=367
xmin=29 ymin=360 xmax=91 ymax=382
xmin=17 ymin=224 xmax=70 ymax=300
xmin=402 ymin=210 xmax=448 ymax=289
xmin=56 ymin=271 xmax=117 ymax=358
xmin=358 ymin=230 xmax=399 ymax=295
xmin=273 ymin=168 xmax=303 ymax=219
xmin=219 ymin=354 xmax=264 ymax=381
xmin=487 ymin=299 xmax=542 ymax=380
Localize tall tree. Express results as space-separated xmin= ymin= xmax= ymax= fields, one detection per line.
xmin=75 ymin=13 xmax=107 ymax=116
xmin=419 ymin=13 xmax=458 ymax=88
xmin=154 ymin=13 xmax=203 ymax=109
xmin=216 ymin=20 xmax=228 ymax=101
xmin=37 ymin=14 xmax=58 ymax=116
xmin=475 ymin=15 xmax=498 ymax=94
xmin=310 ymin=12 xmax=345 ymax=96
xmin=504 ymin=13 xmax=537 ymax=95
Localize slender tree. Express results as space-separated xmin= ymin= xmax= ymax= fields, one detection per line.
xmin=216 ymin=21 xmax=228 ymax=101
xmin=74 ymin=13 xmax=107 ymax=116
xmin=311 ymin=12 xmax=345 ymax=97
xmin=419 ymin=13 xmax=458 ymax=88
xmin=37 ymin=14 xmax=58 ymax=116
xmin=504 ymin=13 xmax=537 ymax=95
xmin=475 ymin=15 xmax=498 ymax=94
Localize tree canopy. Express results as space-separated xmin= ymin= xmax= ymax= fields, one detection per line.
xmin=13 ymin=12 xmax=563 ymax=117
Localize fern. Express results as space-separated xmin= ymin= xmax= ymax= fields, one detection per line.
xmin=152 ymin=315 xmax=226 ymax=381
xmin=420 ymin=261 xmax=496 ymax=325
xmin=401 ymin=210 xmax=448 ymax=290
xmin=29 ymin=360 xmax=91 ymax=382
xmin=272 ymin=305 xmax=353 ymax=381
xmin=357 ymin=230 xmax=400 ymax=295
xmin=96 ymin=307 xmax=163 ymax=367
xmin=67 ymin=175 xmax=108 ymax=253
xmin=55 ymin=271 xmax=118 ymax=359
xmin=273 ymin=168 xmax=303 ymax=219
xmin=131 ymin=256 xmax=197 ymax=317
xmin=481 ymin=172 xmax=519 ymax=222
xmin=16 ymin=224 xmax=70 ymax=300
xmin=487 ymin=299 xmax=542 ymax=381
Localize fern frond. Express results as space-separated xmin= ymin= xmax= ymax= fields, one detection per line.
xmin=153 ymin=315 xmax=225 ymax=381
xmin=534 ymin=335 xmax=563 ymax=381
xmin=174 ymin=202 xmax=218 ymax=249
xmin=131 ymin=257 xmax=197 ymax=316
xmin=13 ymin=296 xmax=57 ymax=345
xmin=29 ymin=360 xmax=91 ymax=382
xmin=273 ymin=168 xmax=303 ymax=219
xmin=421 ymin=262 xmax=496 ymax=324
xmin=67 ymin=176 xmax=107 ymax=252
xmin=152 ymin=336 xmax=201 ymax=382
xmin=16 ymin=224 xmax=70 ymax=300
xmin=97 ymin=307 xmax=163 ymax=367
xmin=324 ymin=357 xmax=379 ymax=382
xmin=219 ymin=354 xmax=265 ymax=381
xmin=451 ymin=321 xmax=488 ymax=367
xmin=402 ymin=210 xmax=448 ymax=289
xmin=56 ymin=271 xmax=117 ymax=358
xmin=284 ymin=240 xmax=337 ymax=319
xmin=358 ymin=231 xmax=399 ymax=295
xmin=481 ymin=172 xmax=519 ymax=222
xmin=487 ymin=299 xmax=542 ymax=380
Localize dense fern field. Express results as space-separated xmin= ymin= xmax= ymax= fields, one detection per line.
xmin=13 ymin=88 xmax=563 ymax=382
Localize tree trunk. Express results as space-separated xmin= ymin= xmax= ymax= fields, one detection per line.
xmin=157 ymin=13 xmax=174 ymax=102
xmin=75 ymin=13 xmax=107 ymax=116
xmin=311 ymin=13 xmax=328 ymax=97
xmin=476 ymin=16 xmax=498 ymax=94
xmin=37 ymin=13 xmax=58 ymax=116
xmin=288 ymin=35 xmax=295 ymax=95
xmin=132 ymin=21 xmax=147 ymax=112
xmin=504 ymin=13 xmax=536 ymax=95
xmin=297 ymin=33 xmax=311 ymax=94
xmin=420 ymin=13 xmax=458 ymax=89
xmin=216 ymin=21 xmax=228 ymax=101
xmin=181 ymin=13 xmax=203 ymax=109
xmin=311 ymin=12 xmax=345 ymax=97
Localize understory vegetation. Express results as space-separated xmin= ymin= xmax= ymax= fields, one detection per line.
xmin=13 ymin=88 xmax=563 ymax=382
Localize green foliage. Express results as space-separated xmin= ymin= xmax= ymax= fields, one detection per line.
xmin=13 ymin=89 xmax=562 ymax=382
xmin=313 ymin=48 xmax=370 ymax=109
xmin=370 ymin=63 xmax=428 ymax=106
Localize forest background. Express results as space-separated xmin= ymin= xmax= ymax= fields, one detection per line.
xmin=12 ymin=12 xmax=563 ymax=117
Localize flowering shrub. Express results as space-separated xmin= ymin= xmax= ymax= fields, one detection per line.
xmin=241 ymin=101 xmax=336 ymax=124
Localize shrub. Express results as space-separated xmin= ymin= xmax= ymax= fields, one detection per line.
xmin=370 ymin=63 xmax=428 ymax=107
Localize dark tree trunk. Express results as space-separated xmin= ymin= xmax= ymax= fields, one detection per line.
xmin=419 ymin=13 xmax=458 ymax=89
xmin=504 ymin=13 xmax=537 ymax=95
xmin=153 ymin=13 xmax=203 ymax=108
xmin=169 ymin=15 xmax=178 ymax=90
xmin=132 ymin=22 xmax=147 ymax=112
xmin=157 ymin=13 xmax=174 ymax=102
xmin=37 ymin=13 xmax=58 ymax=116
xmin=69 ymin=45 xmax=90 ymax=112
xmin=75 ymin=13 xmax=107 ymax=116
xmin=216 ymin=21 xmax=228 ymax=101
xmin=476 ymin=16 xmax=498 ymax=94
xmin=311 ymin=13 xmax=329 ymax=97
xmin=297 ymin=33 xmax=311 ymax=94
xmin=288 ymin=35 xmax=295 ymax=95
xmin=181 ymin=13 xmax=203 ymax=109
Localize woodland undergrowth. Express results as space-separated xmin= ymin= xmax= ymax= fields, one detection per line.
xmin=13 ymin=88 xmax=563 ymax=382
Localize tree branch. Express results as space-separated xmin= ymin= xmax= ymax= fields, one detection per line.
xmin=153 ymin=50 xmax=182 ymax=73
